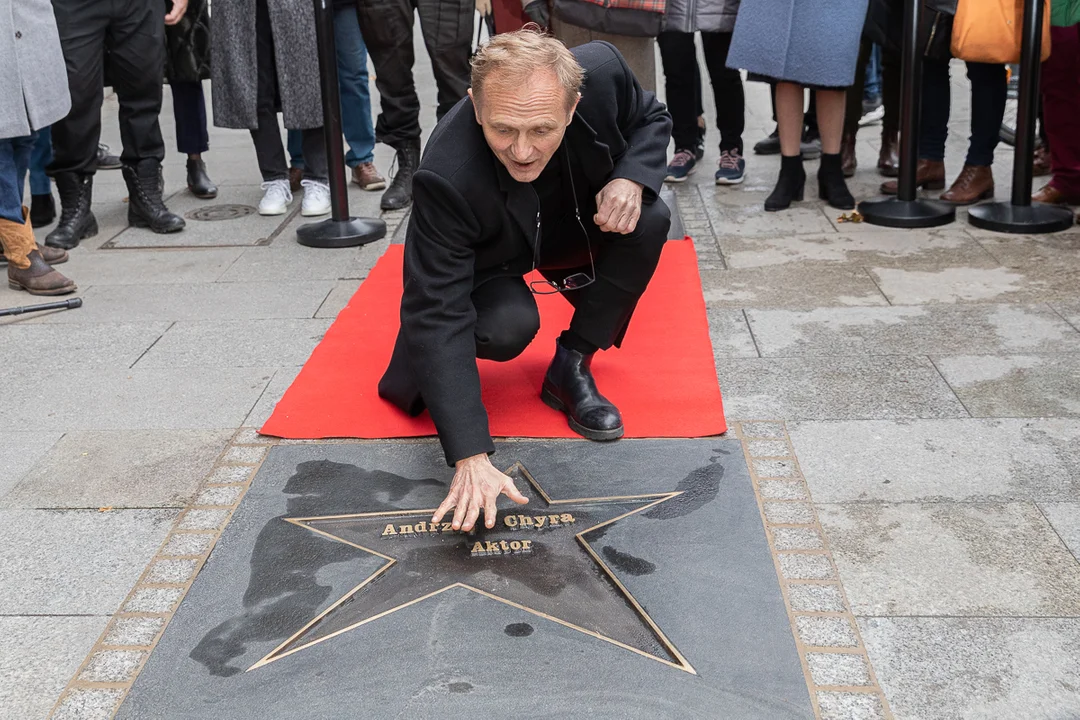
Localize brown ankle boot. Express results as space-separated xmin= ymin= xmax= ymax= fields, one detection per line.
xmin=7 ymin=250 xmax=76 ymax=295
xmin=880 ymin=159 xmax=946 ymax=195
xmin=841 ymin=132 xmax=858 ymax=178
xmin=878 ymin=130 xmax=899 ymax=177
xmin=940 ymin=165 xmax=994 ymax=205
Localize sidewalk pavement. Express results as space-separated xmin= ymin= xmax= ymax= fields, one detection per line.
xmin=2 ymin=39 xmax=1079 ymax=720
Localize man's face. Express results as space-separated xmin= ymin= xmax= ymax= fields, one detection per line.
xmin=470 ymin=70 xmax=579 ymax=183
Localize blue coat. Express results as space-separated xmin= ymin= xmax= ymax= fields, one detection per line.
xmin=725 ymin=0 xmax=870 ymax=88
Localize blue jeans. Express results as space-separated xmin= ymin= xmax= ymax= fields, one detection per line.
xmin=0 ymin=134 xmax=36 ymax=223
xmin=30 ymin=127 xmax=53 ymax=196
xmin=288 ymin=5 xmax=375 ymax=169
xmin=864 ymin=44 xmax=882 ymax=101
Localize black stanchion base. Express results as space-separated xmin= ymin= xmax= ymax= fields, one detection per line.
xmin=858 ymin=198 xmax=956 ymax=229
xmin=296 ymin=217 xmax=388 ymax=248
xmin=967 ymin=202 xmax=1074 ymax=234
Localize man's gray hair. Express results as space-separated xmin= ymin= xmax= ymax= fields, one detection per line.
xmin=470 ymin=26 xmax=584 ymax=109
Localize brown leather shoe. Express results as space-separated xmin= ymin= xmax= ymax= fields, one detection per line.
xmin=940 ymin=165 xmax=994 ymax=205
xmin=878 ymin=130 xmax=899 ymax=177
xmin=880 ymin=159 xmax=946 ymax=195
xmin=1033 ymin=145 xmax=1051 ymax=177
xmin=352 ymin=162 xmax=387 ymax=191
xmin=841 ymin=132 xmax=857 ymax=178
xmin=7 ymin=250 xmax=76 ymax=295
xmin=1032 ymin=184 xmax=1080 ymax=205
xmin=289 ymin=166 xmax=303 ymax=193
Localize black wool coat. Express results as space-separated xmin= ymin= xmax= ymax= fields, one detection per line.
xmin=397 ymin=41 xmax=671 ymax=466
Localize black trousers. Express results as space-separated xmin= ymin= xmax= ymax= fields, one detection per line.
xmin=49 ymin=0 xmax=166 ymax=175
xmin=657 ymin=31 xmax=745 ymax=153
xmin=356 ymin=0 xmax=472 ymax=148
xmin=844 ymin=41 xmax=900 ymax=136
xmin=171 ymin=81 xmax=209 ymax=156
xmin=379 ymin=197 xmax=670 ymax=416
xmin=250 ymin=0 xmax=327 ymax=183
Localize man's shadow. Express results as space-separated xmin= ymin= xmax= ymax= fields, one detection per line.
xmin=189 ymin=459 xmax=443 ymax=677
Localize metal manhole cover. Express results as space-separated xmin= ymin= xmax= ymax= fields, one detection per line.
xmin=185 ymin=204 xmax=256 ymax=222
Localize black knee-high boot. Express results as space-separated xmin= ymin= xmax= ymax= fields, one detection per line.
xmin=818 ymin=152 xmax=856 ymax=210
xmin=765 ymin=155 xmax=806 ymax=212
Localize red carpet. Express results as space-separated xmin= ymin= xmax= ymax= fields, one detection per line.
xmin=261 ymin=238 xmax=726 ymax=440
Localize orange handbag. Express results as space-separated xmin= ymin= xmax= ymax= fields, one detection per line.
xmin=951 ymin=0 xmax=1052 ymax=63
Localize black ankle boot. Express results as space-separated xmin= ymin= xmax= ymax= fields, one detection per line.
xmin=380 ymin=141 xmax=420 ymax=210
xmin=764 ymin=155 xmax=806 ymax=212
xmin=45 ymin=173 xmax=97 ymax=249
xmin=186 ymin=158 xmax=218 ymax=199
xmin=30 ymin=193 xmax=56 ymax=226
xmin=541 ymin=340 xmax=624 ymax=441
xmin=123 ymin=160 xmax=185 ymax=233
xmin=818 ymin=152 xmax=856 ymax=210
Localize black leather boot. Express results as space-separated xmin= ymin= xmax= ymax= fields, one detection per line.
xmin=380 ymin=141 xmax=420 ymax=210
xmin=541 ymin=340 xmax=624 ymax=441
xmin=764 ymin=155 xmax=806 ymax=212
xmin=186 ymin=158 xmax=218 ymax=199
xmin=123 ymin=160 xmax=185 ymax=233
xmin=818 ymin=152 xmax=856 ymax=210
xmin=30 ymin=193 xmax=56 ymax=226
xmin=45 ymin=173 xmax=97 ymax=249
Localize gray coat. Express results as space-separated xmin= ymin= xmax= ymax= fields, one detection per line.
xmin=210 ymin=0 xmax=323 ymax=130
xmin=726 ymin=0 xmax=870 ymax=87
xmin=663 ymin=0 xmax=742 ymax=33
xmin=0 ymin=0 xmax=70 ymax=139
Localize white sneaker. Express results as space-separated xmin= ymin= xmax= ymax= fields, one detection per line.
xmin=301 ymin=180 xmax=331 ymax=217
xmin=258 ymin=179 xmax=292 ymax=215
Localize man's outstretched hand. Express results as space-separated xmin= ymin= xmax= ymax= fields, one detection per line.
xmin=594 ymin=178 xmax=644 ymax=235
xmin=432 ymin=454 xmax=529 ymax=533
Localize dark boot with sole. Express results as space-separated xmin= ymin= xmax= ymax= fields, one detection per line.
xmin=380 ymin=141 xmax=421 ymax=211
xmin=45 ymin=173 xmax=97 ymax=250
xmin=30 ymin=193 xmax=56 ymax=226
xmin=765 ymin=155 xmax=806 ymax=212
xmin=818 ymin=152 xmax=856 ymax=210
xmin=123 ymin=160 xmax=185 ymax=233
xmin=186 ymin=158 xmax=218 ymax=199
xmin=541 ymin=340 xmax=624 ymax=441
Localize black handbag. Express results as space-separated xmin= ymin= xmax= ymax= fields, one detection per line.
xmin=165 ymin=0 xmax=211 ymax=83
xmin=865 ymin=0 xmax=954 ymax=61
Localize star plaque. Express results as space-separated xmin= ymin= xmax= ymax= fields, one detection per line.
xmin=250 ymin=463 xmax=695 ymax=673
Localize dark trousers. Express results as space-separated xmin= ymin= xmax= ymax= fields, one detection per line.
xmin=356 ymin=0 xmax=472 ymax=148
xmin=845 ymin=41 xmax=900 ymax=136
xmin=171 ymin=80 xmax=209 ymax=156
xmin=920 ymin=58 xmax=1006 ymax=166
xmin=657 ymin=31 xmax=745 ymax=153
xmin=250 ymin=0 xmax=327 ymax=183
xmin=380 ymin=197 xmax=670 ymax=416
xmin=1043 ymin=25 xmax=1080 ymax=196
xmin=48 ymin=0 xmax=166 ymax=175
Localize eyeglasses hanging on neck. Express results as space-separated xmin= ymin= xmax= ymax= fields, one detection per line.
xmin=528 ymin=144 xmax=596 ymax=295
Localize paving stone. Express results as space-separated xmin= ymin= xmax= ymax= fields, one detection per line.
xmin=759 ymin=480 xmax=809 ymax=500
xmin=216 ymin=239 xmax=387 ymax=283
xmin=0 ymin=431 xmax=61 ymax=500
xmin=0 ymin=322 xmax=170 ymax=368
xmin=934 ymin=353 xmax=1080 ymax=417
xmin=124 ymin=587 xmax=185 ymax=614
xmin=787 ymin=584 xmax=847 ymax=613
xmin=0 ymin=366 xmax=273 ymax=432
xmin=244 ymin=366 xmax=302 ymax=427
xmin=740 ymin=422 xmax=786 ymax=438
xmin=314 ymin=280 xmax=362 ymax=319
xmin=32 ymin=281 xmax=334 ymax=323
xmin=860 ymin=617 xmax=1080 ymax=720
xmin=232 ymin=427 xmax=273 ymax=445
xmin=790 ymin=419 xmax=1080 ymax=502
xmin=700 ymin=265 xmax=889 ymax=308
xmin=869 ymin=264 xmax=1078 ymax=304
xmin=771 ymin=526 xmax=825 ymax=551
xmin=146 ymin=558 xmax=200 ymax=585
xmin=818 ymin=502 xmax=1080 ymax=616
xmin=136 ymin=319 xmax=332 ymax=368
xmin=746 ymin=439 xmax=790 ymax=457
xmin=2 ymin=429 xmax=233 ymax=509
xmin=0 ymin=509 xmax=176 ymax=614
xmin=778 ymin=553 xmax=835 ymax=580
xmin=719 ymin=357 xmax=968 ymax=421
xmin=745 ymin=304 xmax=1080 ymax=357
xmin=0 ymin=616 xmax=108 ymax=720
xmin=79 ymin=649 xmax=147 ymax=683
xmin=221 ymin=445 xmax=269 ymax=464
xmin=763 ymin=501 xmax=817 ymax=525
xmin=816 ymin=691 xmax=887 ymax=720
xmin=51 ymin=688 xmax=125 ymax=720
xmin=104 ymin=616 xmax=166 ymax=647
xmin=796 ymin=616 xmax=859 ymax=648
xmin=806 ymin=652 xmax=872 ymax=687
xmin=205 ymin=465 xmax=256 ymax=485
xmin=178 ymin=508 xmax=230 ymax=531
xmin=196 ymin=486 xmax=245 ymax=506
xmin=59 ymin=247 xmax=244 ymax=285
xmin=976 ymin=233 xmax=1080 ymax=266
xmin=705 ymin=306 xmax=759 ymax=358
xmin=160 ymin=533 xmax=217 ymax=557
xmin=700 ymin=194 xmax=837 ymax=237
xmin=1054 ymin=300 xmax=1080 ymax=329
xmin=1038 ymin=503 xmax=1080 ymax=561
xmin=716 ymin=230 xmax=993 ymax=269
xmin=754 ymin=459 xmax=798 ymax=478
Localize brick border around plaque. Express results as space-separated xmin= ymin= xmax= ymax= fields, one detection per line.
xmin=734 ymin=421 xmax=894 ymax=720
xmin=47 ymin=428 xmax=276 ymax=720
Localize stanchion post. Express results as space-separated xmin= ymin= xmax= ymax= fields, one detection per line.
xmin=968 ymin=0 xmax=1073 ymax=233
xmin=296 ymin=0 xmax=387 ymax=248
xmin=858 ymin=0 xmax=955 ymax=228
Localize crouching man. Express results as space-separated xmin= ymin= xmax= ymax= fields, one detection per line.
xmin=378 ymin=29 xmax=672 ymax=533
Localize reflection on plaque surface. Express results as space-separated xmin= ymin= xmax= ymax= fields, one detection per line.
xmin=251 ymin=463 xmax=695 ymax=673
